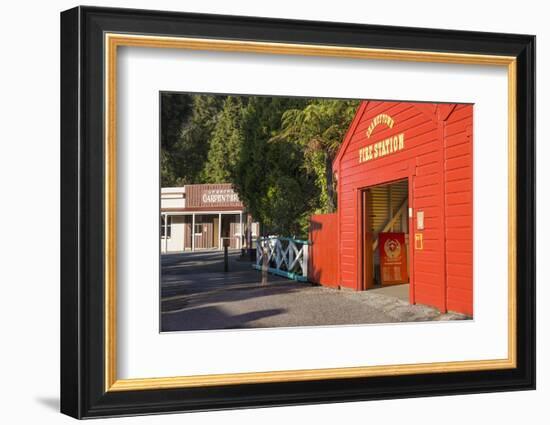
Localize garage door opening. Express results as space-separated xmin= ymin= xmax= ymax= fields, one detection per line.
xmin=361 ymin=178 xmax=410 ymax=297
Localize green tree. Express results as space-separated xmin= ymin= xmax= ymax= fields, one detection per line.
xmin=161 ymin=93 xmax=359 ymax=238
xmin=160 ymin=93 xmax=194 ymax=186
xmin=276 ymin=99 xmax=360 ymax=213
xmin=233 ymin=96 xmax=316 ymax=237
xmin=160 ymin=93 xmax=225 ymax=186
xmin=201 ymin=96 xmax=245 ymax=183
xmin=260 ymin=139 xmax=319 ymax=236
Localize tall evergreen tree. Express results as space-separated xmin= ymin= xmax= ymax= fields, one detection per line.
xmin=160 ymin=93 xmax=225 ymax=186
xmin=160 ymin=93 xmax=194 ymax=186
xmin=201 ymin=96 xmax=245 ymax=183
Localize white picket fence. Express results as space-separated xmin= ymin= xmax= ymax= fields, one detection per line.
xmin=253 ymin=236 xmax=309 ymax=282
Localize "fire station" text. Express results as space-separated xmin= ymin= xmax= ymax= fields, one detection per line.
xmin=358 ymin=133 xmax=405 ymax=163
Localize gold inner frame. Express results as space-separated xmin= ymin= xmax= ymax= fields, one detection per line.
xmin=104 ymin=33 xmax=517 ymax=392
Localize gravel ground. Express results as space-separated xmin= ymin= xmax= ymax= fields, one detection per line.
xmin=160 ymin=250 xmax=469 ymax=332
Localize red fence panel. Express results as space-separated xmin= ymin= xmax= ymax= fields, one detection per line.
xmin=308 ymin=213 xmax=339 ymax=287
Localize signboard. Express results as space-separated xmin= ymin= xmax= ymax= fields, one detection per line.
xmin=358 ymin=114 xmax=406 ymax=164
xmin=358 ymin=133 xmax=405 ymax=163
xmin=416 ymin=210 xmax=424 ymax=230
xmin=201 ymin=189 xmax=239 ymax=204
xmin=185 ymin=184 xmax=243 ymax=208
xmin=415 ymin=233 xmax=423 ymax=250
xmin=379 ymin=232 xmax=408 ymax=285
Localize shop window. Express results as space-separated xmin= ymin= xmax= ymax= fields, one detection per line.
xmin=194 ymin=223 xmax=202 ymax=235
xmin=161 ymin=215 xmax=172 ymax=238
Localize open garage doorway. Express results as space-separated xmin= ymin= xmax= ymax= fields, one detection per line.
xmin=361 ymin=178 xmax=410 ymax=300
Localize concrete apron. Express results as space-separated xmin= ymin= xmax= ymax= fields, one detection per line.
xmin=368 ymin=283 xmax=410 ymax=302
xmin=352 ymin=283 xmax=470 ymax=322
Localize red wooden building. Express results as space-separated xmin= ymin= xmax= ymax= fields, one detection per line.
xmin=308 ymin=100 xmax=473 ymax=316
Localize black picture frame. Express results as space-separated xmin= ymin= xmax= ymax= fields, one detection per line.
xmin=60 ymin=5 xmax=535 ymax=419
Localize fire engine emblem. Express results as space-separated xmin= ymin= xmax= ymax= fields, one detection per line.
xmin=384 ymin=238 xmax=402 ymax=259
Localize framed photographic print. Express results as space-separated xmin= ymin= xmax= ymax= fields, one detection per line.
xmin=60 ymin=5 xmax=535 ymax=419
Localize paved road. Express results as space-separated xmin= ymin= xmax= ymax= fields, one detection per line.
xmin=160 ymin=250 xmax=401 ymax=331
xmin=160 ymin=250 xmax=468 ymax=332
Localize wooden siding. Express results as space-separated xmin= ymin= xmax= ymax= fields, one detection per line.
xmin=332 ymin=100 xmax=473 ymax=315
xmin=443 ymin=104 xmax=473 ymax=316
xmin=228 ymin=220 xmax=243 ymax=249
xmin=308 ymin=214 xmax=339 ymax=287
xmin=182 ymin=215 xmax=216 ymax=249
xmin=182 ymin=214 xmax=242 ymax=250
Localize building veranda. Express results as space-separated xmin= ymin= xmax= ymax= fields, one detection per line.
xmin=160 ymin=183 xmax=259 ymax=253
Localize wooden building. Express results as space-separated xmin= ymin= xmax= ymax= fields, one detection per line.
xmin=309 ymin=100 xmax=473 ymax=316
xmin=160 ymin=184 xmax=258 ymax=253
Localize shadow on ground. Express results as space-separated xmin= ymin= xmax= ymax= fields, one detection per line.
xmin=160 ymin=250 xmax=470 ymax=332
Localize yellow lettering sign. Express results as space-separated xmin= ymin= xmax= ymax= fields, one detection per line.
xmin=366 ymin=113 xmax=394 ymax=138
xmin=359 ymin=133 xmax=405 ymax=164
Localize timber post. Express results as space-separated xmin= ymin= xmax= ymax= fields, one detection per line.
xmin=261 ymin=240 xmax=268 ymax=285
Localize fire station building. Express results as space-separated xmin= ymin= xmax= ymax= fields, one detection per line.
xmin=309 ymin=100 xmax=473 ymax=316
